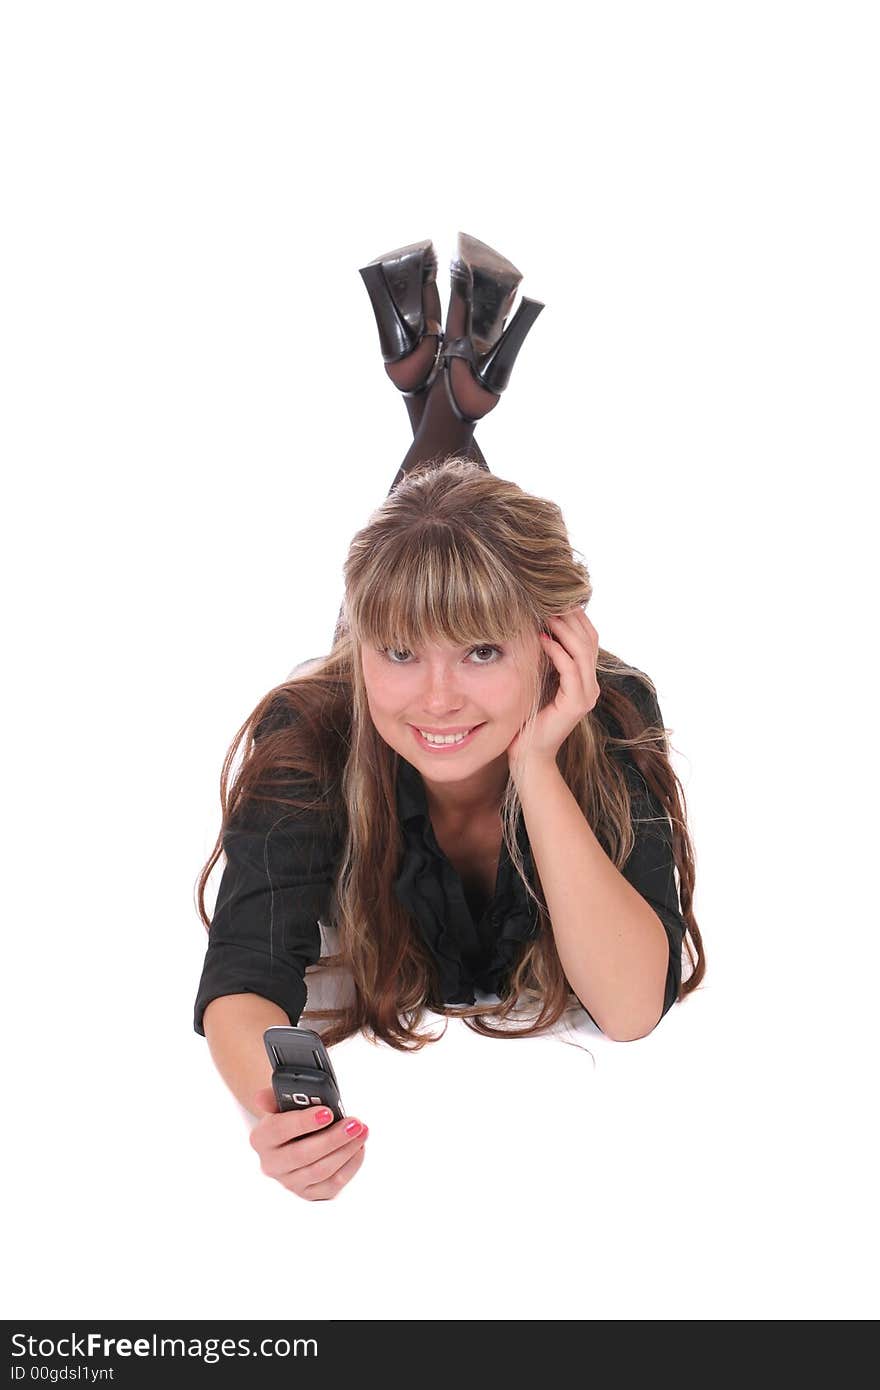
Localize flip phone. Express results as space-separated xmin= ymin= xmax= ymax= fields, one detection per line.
xmin=263 ymin=1025 xmax=346 ymax=1125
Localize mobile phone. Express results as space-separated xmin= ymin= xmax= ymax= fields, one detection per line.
xmin=263 ymin=1025 xmax=346 ymax=1124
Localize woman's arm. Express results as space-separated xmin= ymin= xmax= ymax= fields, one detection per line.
xmin=513 ymin=761 xmax=671 ymax=1042
xmin=202 ymin=993 xmax=291 ymax=1119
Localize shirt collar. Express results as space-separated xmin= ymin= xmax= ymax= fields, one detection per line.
xmin=394 ymin=755 xmax=522 ymax=847
xmin=395 ymin=755 xmax=431 ymax=827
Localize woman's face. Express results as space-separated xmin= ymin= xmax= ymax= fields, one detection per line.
xmin=360 ymin=629 xmax=543 ymax=799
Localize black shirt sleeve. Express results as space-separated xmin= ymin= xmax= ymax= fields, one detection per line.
xmin=193 ymin=717 xmax=340 ymax=1036
xmin=614 ymin=678 xmax=686 ymax=1020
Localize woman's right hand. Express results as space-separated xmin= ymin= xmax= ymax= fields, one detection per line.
xmin=249 ymin=1088 xmax=369 ymax=1201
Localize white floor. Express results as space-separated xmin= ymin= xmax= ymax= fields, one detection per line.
xmin=7 ymin=923 xmax=874 ymax=1322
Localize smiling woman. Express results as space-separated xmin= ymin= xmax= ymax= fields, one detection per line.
xmin=194 ymin=453 xmax=704 ymax=1061
xmin=193 ymin=232 xmax=704 ymax=1164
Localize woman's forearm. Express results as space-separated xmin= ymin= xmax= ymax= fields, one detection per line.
xmin=513 ymin=761 xmax=670 ymax=1041
xmin=202 ymin=993 xmax=291 ymax=1118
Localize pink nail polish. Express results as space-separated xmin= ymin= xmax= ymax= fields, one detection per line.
xmin=344 ymin=1119 xmax=363 ymax=1136
xmin=315 ymin=1108 xmax=333 ymax=1124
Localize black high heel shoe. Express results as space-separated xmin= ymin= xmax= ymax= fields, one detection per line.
xmin=359 ymin=239 xmax=444 ymax=397
xmin=441 ymin=231 xmax=545 ymax=423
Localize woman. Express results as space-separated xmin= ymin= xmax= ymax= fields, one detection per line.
xmin=193 ymin=233 xmax=705 ymax=1200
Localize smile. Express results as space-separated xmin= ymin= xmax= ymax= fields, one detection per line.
xmin=410 ymin=724 xmax=485 ymax=751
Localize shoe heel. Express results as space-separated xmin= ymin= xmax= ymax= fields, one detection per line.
xmin=477 ymin=297 xmax=544 ymax=395
xmin=359 ymin=261 xmax=415 ymax=362
xmin=359 ymin=240 xmax=436 ymax=364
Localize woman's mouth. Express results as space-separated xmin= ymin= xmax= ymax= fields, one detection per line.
xmin=410 ymin=723 xmax=486 ymax=752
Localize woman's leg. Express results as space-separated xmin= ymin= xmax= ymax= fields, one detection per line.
xmin=394 ymin=376 xmax=489 ymax=481
xmin=380 ymin=266 xmax=490 ymax=478
xmin=385 ymin=368 xmax=487 ymax=494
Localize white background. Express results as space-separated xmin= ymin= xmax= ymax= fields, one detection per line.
xmin=3 ymin=0 xmax=877 ymax=1321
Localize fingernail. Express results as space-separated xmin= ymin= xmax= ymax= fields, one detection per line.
xmin=344 ymin=1119 xmax=363 ymax=1136
xmin=315 ymin=1108 xmax=333 ymax=1125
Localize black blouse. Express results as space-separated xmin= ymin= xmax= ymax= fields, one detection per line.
xmin=193 ymin=679 xmax=686 ymax=1036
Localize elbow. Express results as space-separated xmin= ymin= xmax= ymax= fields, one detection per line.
xmin=604 ymin=1016 xmax=662 ymax=1043
xmin=592 ymin=995 xmax=666 ymax=1043
xmin=572 ymin=939 xmax=671 ymax=1041
xmin=603 ymin=933 xmax=673 ymax=1041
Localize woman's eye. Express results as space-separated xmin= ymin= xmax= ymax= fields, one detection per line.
xmin=381 ymin=645 xmax=501 ymax=665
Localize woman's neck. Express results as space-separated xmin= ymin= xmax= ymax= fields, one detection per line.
xmin=422 ymin=755 xmax=509 ymax=832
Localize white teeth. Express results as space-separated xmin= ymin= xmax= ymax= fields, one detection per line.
xmin=418 ymin=728 xmax=471 ymax=745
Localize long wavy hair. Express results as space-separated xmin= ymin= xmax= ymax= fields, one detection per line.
xmin=196 ymin=457 xmax=705 ymax=1050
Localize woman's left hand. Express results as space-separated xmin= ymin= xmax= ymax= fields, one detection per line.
xmin=507 ymin=607 xmax=601 ymax=777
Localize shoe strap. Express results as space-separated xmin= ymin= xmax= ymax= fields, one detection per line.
xmin=441 ymin=335 xmax=477 ymax=367
xmin=399 ymin=331 xmax=445 ymax=397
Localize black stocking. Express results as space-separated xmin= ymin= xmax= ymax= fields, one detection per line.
xmin=381 ymin=271 xmax=490 ymax=483
xmin=386 ymin=370 xmax=479 ymax=493
xmin=398 ymin=390 xmax=489 ymax=484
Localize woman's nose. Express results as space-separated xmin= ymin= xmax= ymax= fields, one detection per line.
xmin=421 ymin=668 xmax=463 ymax=703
